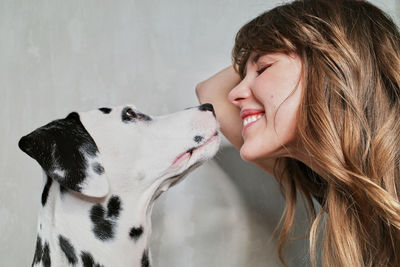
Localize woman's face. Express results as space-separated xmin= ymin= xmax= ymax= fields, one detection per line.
xmin=228 ymin=52 xmax=303 ymax=162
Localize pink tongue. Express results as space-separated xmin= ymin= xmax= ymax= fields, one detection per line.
xmin=172 ymin=151 xmax=190 ymax=166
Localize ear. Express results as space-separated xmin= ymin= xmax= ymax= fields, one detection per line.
xmin=18 ymin=112 xmax=109 ymax=198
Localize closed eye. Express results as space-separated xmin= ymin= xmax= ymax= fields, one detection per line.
xmin=257 ymin=64 xmax=272 ymax=75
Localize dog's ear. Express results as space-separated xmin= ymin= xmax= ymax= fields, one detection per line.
xmin=18 ymin=112 xmax=109 ymax=198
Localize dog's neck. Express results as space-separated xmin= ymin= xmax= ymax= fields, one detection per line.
xmin=33 ymin=172 xmax=170 ymax=267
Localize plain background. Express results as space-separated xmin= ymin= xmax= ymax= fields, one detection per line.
xmin=1 ymin=0 xmax=399 ymax=266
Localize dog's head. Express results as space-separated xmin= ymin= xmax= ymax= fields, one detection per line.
xmin=19 ymin=104 xmax=220 ymax=198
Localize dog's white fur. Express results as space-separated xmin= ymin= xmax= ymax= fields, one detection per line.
xmin=21 ymin=104 xmax=220 ymax=267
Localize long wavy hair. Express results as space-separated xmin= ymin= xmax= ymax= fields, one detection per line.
xmin=232 ymin=0 xmax=400 ymax=266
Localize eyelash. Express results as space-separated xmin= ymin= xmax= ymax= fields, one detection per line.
xmin=256 ymin=64 xmax=271 ymax=75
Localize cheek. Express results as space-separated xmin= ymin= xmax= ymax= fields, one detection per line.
xmin=254 ymin=73 xmax=302 ymax=113
xmin=253 ymin=78 xmax=291 ymax=112
xmin=255 ymin=66 xmax=302 ymax=105
xmin=254 ymin=81 xmax=302 ymax=141
xmin=273 ymin=86 xmax=302 ymax=140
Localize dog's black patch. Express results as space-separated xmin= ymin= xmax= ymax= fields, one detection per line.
xmin=59 ymin=235 xmax=77 ymax=265
xmin=90 ymin=195 xmax=122 ymax=241
xmin=92 ymin=163 xmax=105 ymax=175
xmin=60 ymin=184 xmax=68 ymax=194
xmin=18 ymin=112 xmax=100 ymax=193
xmin=107 ymin=195 xmax=122 ymax=218
xmin=129 ymin=226 xmax=144 ymax=241
xmin=198 ymin=103 xmax=216 ymax=117
xmin=90 ymin=204 xmax=113 ymax=240
xmin=41 ymin=175 xmax=53 ymax=207
xmin=194 ymin=135 xmax=204 ymax=144
xmin=121 ymin=107 xmax=152 ymax=123
xmin=98 ymin=107 xmax=112 ymax=114
xmin=42 ymin=241 xmax=51 ymax=267
xmin=32 ymin=235 xmax=43 ymax=265
xmin=141 ymin=249 xmax=150 ymax=267
xmin=31 ymin=236 xmax=51 ymax=267
xmin=81 ymin=251 xmax=104 ymax=267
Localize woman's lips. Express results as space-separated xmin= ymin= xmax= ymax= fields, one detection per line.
xmin=240 ymin=109 xmax=265 ymax=133
xmin=240 ymin=109 xmax=265 ymax=119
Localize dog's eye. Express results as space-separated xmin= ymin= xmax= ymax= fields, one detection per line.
xmin=126 ymin=108 xmax=137 ymax=118
xmin=122 ymin=108 xmax=137 ymax=122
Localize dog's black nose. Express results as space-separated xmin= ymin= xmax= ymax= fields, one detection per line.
xmin=199 ymin=103 xmax=216 ymax=117
xmin=18 ymin=135 xmax=32 ymax=154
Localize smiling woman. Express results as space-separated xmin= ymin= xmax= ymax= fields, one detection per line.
xmin=228 ymin=53 xmax=303 ymax=162
xmin=196 ymin=0 xmax=400 ymax=266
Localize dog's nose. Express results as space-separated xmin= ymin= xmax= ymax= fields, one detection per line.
xmin=199 ymin=103 xmax=216 ymax=117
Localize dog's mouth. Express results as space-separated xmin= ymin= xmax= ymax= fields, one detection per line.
xmin=172 ymin=131 xmax=219 ymax=166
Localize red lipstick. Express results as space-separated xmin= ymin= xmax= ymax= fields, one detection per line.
xmin=240 ymin=109 xmax=265 ymax=119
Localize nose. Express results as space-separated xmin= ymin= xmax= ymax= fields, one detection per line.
xmin=228 ymin=79 xmax=252 ymax=107
xmin=199 ymin=103 xmax=216 ymax=117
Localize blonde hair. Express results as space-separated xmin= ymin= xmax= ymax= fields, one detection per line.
xmin=232 ymin=0 xmax=400 ymax=266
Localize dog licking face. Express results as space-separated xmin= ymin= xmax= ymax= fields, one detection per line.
xmin=19 ymin=104 xmax=220 ymax=267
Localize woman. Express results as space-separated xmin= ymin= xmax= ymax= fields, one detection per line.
xmin=196 ymin=0 xmax=400 ymax=266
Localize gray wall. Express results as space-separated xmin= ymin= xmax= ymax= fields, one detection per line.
xmin=1 ymin=0 xmax=398 ymax=266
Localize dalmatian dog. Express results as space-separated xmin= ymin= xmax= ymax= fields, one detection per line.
xmin=18 ymin=103 xmax=220 ymax=267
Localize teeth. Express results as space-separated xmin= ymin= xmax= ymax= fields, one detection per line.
xmin=243 ymin=114 xmax=263 ymax=127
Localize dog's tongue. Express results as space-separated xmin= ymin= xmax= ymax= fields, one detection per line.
xmin=172 ymin=151 xmax=190 ymax=166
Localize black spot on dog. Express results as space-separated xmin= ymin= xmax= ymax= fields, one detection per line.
xmin=81 ymin=251 xmax=104 ymax=267
xmin=32 ymin=235 xmax=43 ymax=265
xmin=129 ymin=226 xmax=144 ymax=241
xmin=90 ymin=205 xmax=113 ymax=240
xmin=141 ymin=249 xmax=150 ymax=267
xmin=42 ymin=241 xmax=51 ymax=267
xmin=18 ymin=112 xmax=100 ymax=193
xmin=41 ymin=175 xmax=53 ymax=207
xmin=90 ymin=195 xmax=122 ymax=241
xmin=107 ymin=195 xmax=121 ymax=218
xmin=31 ymin=236 xmax=51 ymax=267
xmin=98 ymin=107 xmax=112 ymax=114
xmin=199 ymin=103 xmax=215 ymax=117
xmin=194 ymin=135 xmax=204 ymax=144
xmin=59 ymin=235 xmax=77 ymax=265
xmin=92 ymin=163 xmax=105 ymax=175
xmin=60 ymin=184 xmax=68 ymax=194
xmin=81 ymin=252 xmax=93 ymax=267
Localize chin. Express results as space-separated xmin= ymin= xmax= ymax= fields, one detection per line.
xmin=240 ymin=141 xmax=282 ymax=163
xmin=239 ymin=144 xmax=260 ymax=163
